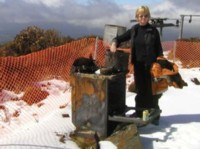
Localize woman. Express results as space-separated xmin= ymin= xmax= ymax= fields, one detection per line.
xmin=110 ymin=6 xmax=163 ymax=124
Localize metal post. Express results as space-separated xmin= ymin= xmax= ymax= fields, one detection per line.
xmin=93 ymin=36 xmax=98 ymax=61
xmin=179 ymin=14 xmax=200 ymax=39
xmin=173 ymin=41 xmax=176 ymax=62
xmin=179 ymin=15 xmax=184 ymax=39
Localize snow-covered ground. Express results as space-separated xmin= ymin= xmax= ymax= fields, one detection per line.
xmin=0 ymin=66 xmax=200 ymax=149
xmin=127 ymin=68 xmax=200 ymax=149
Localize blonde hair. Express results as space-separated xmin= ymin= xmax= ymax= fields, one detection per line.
xmin=135 ymin=6 xmax=151 ymax=19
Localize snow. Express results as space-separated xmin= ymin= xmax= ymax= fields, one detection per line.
xmin=1 ymin=66 xmax=200 ymax=149
xmin=138 ymin=67 xmax=200 ymax=149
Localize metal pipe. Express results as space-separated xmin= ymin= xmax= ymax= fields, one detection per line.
xmin=179 ymin=15 xmax=184 ymax=39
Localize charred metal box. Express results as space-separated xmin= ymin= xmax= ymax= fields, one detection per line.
xmin=70 ymin=73 xmax=126 ymax=137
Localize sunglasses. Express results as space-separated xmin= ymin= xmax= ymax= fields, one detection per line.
xmin=139 ymin=15 xmax=148 ymax=18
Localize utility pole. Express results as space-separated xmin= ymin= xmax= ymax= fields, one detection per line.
xmin=179 ymin=14 xmax=200 ymax=39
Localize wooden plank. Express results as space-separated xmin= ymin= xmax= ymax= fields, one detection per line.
xmin=109 ymin=109 xmax=162 ymax=127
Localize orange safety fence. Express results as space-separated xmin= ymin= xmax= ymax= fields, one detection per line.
xmin=175 ymin=40 xmax=200 ymax=67
xmin=1 ymin=39 xmax=200 ymax=93
xmin=0 ymin=38 xmax=200 ymax=141
xmin=0 ymin=38 xmax=107 ymax=140
xmin=0 ymin=38 xmax=106 ymax=93
xmin=1 ymin=39 xmax=200 ymax=104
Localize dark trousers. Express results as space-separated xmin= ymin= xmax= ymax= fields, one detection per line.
xmin=134 ymin=62 xmax=161 ymax=117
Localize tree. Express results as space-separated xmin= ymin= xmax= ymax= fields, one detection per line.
xmin=14 ymin=26 xmax=44 ymax=55
xmin=0 ymin=26 xmax=74 ymax=56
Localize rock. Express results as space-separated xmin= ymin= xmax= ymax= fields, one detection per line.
xmin=105 ymin=124 xmax=143 ymax=149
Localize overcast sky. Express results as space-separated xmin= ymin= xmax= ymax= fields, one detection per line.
xmin=0 ymin=0 xmax=200 ymax=43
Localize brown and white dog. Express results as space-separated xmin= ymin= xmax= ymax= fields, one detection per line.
xmin=151 ymin=57 xmax=188 ymax=89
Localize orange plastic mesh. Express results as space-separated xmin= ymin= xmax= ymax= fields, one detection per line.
xmin=0 ymin=38 xmax=199 ymax=137
xmin=0 ymin=39 xmax=199 ymax=99
xmin=1 ymin=39 xmax=198 ymax=103
xmin=0 ymin=38 xmax=106 ymax=93
xmin=175 ymin=40 xmax=200 ymax=67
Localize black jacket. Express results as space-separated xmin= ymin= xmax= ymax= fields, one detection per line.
xmin=113 ymin=23 xmax=163 ymax=64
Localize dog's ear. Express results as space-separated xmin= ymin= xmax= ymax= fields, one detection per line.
xmin=156 ymin=59 xmax=174 ymax=71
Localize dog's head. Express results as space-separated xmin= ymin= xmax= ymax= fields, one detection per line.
xmin=151 ymin=59 xmax=178 ymax=78
xmin=169 ymin=73 xmax=188 ymax=88
xmin=151 ymin=62 xmax=162 ymax=78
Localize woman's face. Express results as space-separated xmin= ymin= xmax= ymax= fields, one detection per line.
xmin=137 ymin=14 xmax=149 ymax=26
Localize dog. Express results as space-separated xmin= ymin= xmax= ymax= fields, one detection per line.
xmin=151 ymin=57 xmax=188 ymax=89
xmin=71 ymin=56 xmax=99 ymax=74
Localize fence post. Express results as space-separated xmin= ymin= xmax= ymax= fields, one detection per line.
xmin=173 ymin=40 xmax=176 ymax=62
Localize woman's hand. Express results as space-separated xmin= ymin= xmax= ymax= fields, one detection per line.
xmin=110 ymin=42 xmax=117 ymax=52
